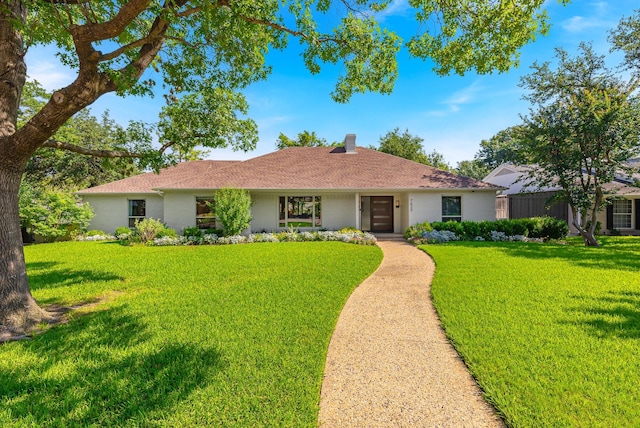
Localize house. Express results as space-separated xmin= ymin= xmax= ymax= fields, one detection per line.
xmin=483 ymin=164 xmax=570 ymax=222
xmin=78 ymin=135 xmax=502 ymax=235
xmin=483 ymin=163 xmax=640 ymax=235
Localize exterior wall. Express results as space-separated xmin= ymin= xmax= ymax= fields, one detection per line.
xmin=407 ymin=190 xmax=497 ymax=226
xmin=251 ymin=193 xmax=278 ymax=232
xmin=163 ymin=191 xmax=216 ymax=233
xmin=82 ymin=193 xmax=164 ymax=234
xmin=84 ymin=189 xmax=499 ymax=236
xmin=322 ymin=194 xmax=356 ymax=230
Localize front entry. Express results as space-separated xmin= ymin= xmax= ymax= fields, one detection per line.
xmin=370 ymin=196 xmax=394 ymax=233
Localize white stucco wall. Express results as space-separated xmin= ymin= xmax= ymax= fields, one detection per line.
xmin=82 ymin=193 xmax=164 ymax=234
xmin=407 ymin=190 xmax=497 ymax=226
xmin=250 ymin=193 xmax=278 ymax=232
xmin=322 ymin=194 xmax=356 ymax=230
xmin=163 ymin=191 xmax=217 ymax=233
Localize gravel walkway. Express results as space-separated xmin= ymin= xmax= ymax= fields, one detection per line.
xmin=318 ymin=239 xmax=505 ymax=427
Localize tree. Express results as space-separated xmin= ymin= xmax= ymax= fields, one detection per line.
xmin=455 ymin=159 xmax=491 ymax=180
xmin=0 ymin=0 xmax=558 ymax=336
xmin=425 ymin=150 xmax=452 ymax=171
xmin=377 ymin=128 xmax=450 ymax=169
xmin=519 ymin=43 xmax=640 ymax=246
xmin=18 ymin=183 xmax=93 ymax=242
xmin=475 ymin=125 xmax=529 ymax=170
xmin=275 ymin=131 xmax=328 ymax=150
xmin=210 ymin=188 xmax=253 ymax=236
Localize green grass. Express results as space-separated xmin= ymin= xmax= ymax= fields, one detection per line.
xmin=422 ymin=237 xmax=640 ymax=427
xmin=0 ymin=241 xmax=382 ymax=426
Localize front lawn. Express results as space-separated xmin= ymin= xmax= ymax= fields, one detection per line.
xmin=423 ymin=237 xmax=640 ymax=427
xmin=0 ymin=241 xmax=382 ymax=426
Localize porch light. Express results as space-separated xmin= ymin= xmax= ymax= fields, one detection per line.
xmin=395 ymin=199 xmax=400 ymax=208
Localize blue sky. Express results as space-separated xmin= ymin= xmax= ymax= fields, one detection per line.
xmin=26 ymin=1 xmax=638 ymax=166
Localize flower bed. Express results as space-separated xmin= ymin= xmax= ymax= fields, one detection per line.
xmin=76 ymin=230 xmax=378 ymax=246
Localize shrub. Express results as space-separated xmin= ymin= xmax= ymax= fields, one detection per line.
xmin=212 ymin=188 xmax=252 ymax=236
xmin=338 ymin=227 xmax=360 ymax=233
xmin=157 ymin=227 xmax=178 ymax=238
xmin=19 ymin=185 xmax=94 ymax=242
xmin=115 ymin=226 xmax=132 ymax=238
xmin=539 ymin=216 xmax=570 ymax=240
xmin=135 ymin=218 xmax=165 ymax=243
xmin=404 ymin=221 xmax=433 ymax=239
xmin=183 ymin=226 xmax=203 ymax=238
xmin=412 ymin=217 xmax=570 ymax=244
xmin=86 ymin=229 xmax=106 ymax=236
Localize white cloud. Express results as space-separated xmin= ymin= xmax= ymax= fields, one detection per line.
xmin=423 ymin=82 xmax=484 ymax=117
xmin=561 ymin=15 xmax=607 ymax=33
xmin=374 ymin=0 xmax=411 ymax=22
xmin=26 ymin=60 xmax=74 ymax=91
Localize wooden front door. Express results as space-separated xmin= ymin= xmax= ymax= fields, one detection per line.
xmin=370 ymin=196 xmax=394 ymax=233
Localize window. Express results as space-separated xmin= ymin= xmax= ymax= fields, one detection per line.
xmin=196 ymin=197 xmax=216 ymax=229
xmin=613 ymin=199 xmax=632 ymax=229
xmin=128 ymin=199 xmax=146 ymax=227
xmin=279 ymin=196 xmax=322 ymax=228
xmin=442 ymin=196 xmax=462 ymax=222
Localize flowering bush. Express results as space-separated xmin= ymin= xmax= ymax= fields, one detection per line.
xmin=76 ymin=229 xmax=377 ymax=247
xmin=76 ymin=233 xmax=116 ymax=241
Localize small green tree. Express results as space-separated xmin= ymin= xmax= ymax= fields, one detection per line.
xmin=211 ymin=188 xmax=253 ymax=237
xmin=19 ymin=184 xmax=93 ymax=242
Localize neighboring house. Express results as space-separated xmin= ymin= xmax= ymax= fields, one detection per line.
xmin=484 ymin=163 xmax=640 ymax=235
xmin=78 ymin=135 xmax=502 ymax=235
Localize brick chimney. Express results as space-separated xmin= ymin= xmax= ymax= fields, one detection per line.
xmin=344 ymin=134 xmax=356 ymax=153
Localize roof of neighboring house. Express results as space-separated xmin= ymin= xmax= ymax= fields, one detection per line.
xmin=482 ymin=164 xmax=559 ymax=195
xmin=77 ymin=160 xmax=239 ymax=194
xmin=485 ymin=163 xmax=640 ymax=196
xmin=78 ymin=146 xmax=501 ymax=194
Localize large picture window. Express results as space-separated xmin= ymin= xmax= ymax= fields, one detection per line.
xmin=196 ymin=197 xmax=216 ymax=229
xmin=128 ymin=199 xmax=146 ymax=227
xmin=442 ymin=196 xmax=462 ymax=222
xmin=279 ymin=196 xmax=322 ymax=228
xmin=613 ymin=199 xmax=632 ymax=229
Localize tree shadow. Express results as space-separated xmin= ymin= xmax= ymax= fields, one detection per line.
xmin=448 ymin=240 xmax=640 ymax=272
xmin=27 ymin=267 xmax=125 ymax=291
xmin=562 ymin=291 xmax=640 ymax=339
xmin=0 ymin=305 xmax=224 ymax=425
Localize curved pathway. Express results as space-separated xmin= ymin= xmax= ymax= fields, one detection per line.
xmin=318 ymin=239 xmax=504 ymax=427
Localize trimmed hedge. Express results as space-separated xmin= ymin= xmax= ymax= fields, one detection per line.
xmin=406 ymin=217 xmax=569 ymax=242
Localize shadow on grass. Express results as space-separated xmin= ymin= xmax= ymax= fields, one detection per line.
xmin=445 ymin=239 xmax=640 ymax=272
xmin=27 ymin=267 xmax=125 ymax=291
xmin=564 ymin=291 xmax=640 ymax=339
xmin=0 ymin=305 xmax=223 ymax=425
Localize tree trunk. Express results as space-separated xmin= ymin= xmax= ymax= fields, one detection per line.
xmin=0 ymin=165 xmax=52 ymax=337
xmin=571 ymin=205 xmax=600 ymax=247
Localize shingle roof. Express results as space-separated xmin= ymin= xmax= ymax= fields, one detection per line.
xmin=162 ymin=147 xmax=499 ymax=190
xmin=78 ymin=147 xmax=500 ymax=193
xmin=77 ymin=160 xmax=238 ymax=194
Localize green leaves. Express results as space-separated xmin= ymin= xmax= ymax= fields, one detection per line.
xmin=377 ymin=127 xmax=450 ymax=169
xmin=211 ymin=188 xmax=253 ymax=237
xmin=519 ymin=43 xmax=640 ymax=245
xmin=18 ymin=184 xmax=93 ymax=242
xmin=407 ymin=0 xmax=557 ymax=76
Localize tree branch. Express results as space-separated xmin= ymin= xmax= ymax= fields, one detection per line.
xmin=42 ymin=139 xmax=141 ymax=158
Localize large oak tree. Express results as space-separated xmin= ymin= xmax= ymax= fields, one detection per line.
xmin=1 ymin=0 xmax=558 ymax=336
